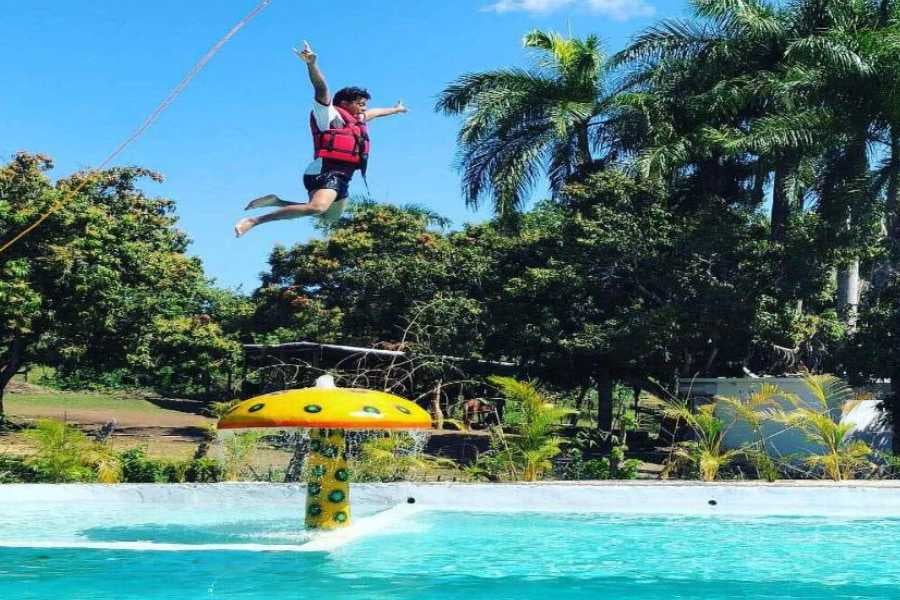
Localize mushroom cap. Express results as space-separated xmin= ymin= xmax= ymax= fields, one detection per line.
xmin=217 ymin=387 xmax=432 ymax=431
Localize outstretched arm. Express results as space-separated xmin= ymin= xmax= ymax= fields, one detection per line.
xmin=365 ymin=101 xmax=408 ymax=122
xmin=293 ymin=41 xmax=330 ymax=105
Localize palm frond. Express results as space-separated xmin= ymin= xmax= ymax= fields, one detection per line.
xmin=785 ymin=36 xmax=872 ymax=77
xmin=612 ymin=19 xmax=718 ymax=66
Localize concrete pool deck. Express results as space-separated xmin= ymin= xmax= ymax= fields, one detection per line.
xmin=6 ymin=481 xmax=900 ymax=518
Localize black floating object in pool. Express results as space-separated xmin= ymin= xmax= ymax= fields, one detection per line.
xmin=407 ymin=497 xmax=416 ymax=504
xmin=708 ymin=499 xmax=718 ymax=506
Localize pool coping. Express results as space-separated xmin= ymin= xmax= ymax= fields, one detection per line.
xmin=5 ymin=481 xmax=900 ymax=518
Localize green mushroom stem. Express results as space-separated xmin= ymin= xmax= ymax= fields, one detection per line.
xmin=305 ymin=428 xmax=351 ymax=529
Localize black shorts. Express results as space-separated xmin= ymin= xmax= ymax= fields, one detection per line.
xmin=304 ymin=170 xmax=351 ymax=200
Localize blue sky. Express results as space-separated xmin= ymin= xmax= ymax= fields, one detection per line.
xmin=2 ymin=0 xmax=687 ymax=292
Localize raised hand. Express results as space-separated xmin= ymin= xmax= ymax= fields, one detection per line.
xmin=293 ymin=40 xmax=317 ymax=64
xmin=395 ymin=101 xmax=408 ymax=113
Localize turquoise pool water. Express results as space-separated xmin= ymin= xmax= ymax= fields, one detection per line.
xmin=1 ymin=501 xmax=899 ymax=599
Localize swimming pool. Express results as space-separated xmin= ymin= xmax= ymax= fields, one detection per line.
xmin=2 ymin=482 xmax=900 ymax=599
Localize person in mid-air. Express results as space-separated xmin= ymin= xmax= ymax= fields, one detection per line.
xmin=234 ymin=41 xmax=407 ymax=237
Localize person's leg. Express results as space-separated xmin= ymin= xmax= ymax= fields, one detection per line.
xmin=318 ymin=197 xmax=348 ymax=226
xmin=234 ymin=188 xmax=337 ymax=237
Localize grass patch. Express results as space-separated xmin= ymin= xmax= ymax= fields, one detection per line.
xmin=5 ymin=389 xmax=163 ymax=414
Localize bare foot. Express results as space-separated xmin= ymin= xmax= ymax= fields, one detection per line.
xmin=234 ymin=217 xmax=257 ymax=237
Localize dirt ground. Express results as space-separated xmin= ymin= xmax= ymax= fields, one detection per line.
xmin=1 ymin=383 xmax=216 ymax=460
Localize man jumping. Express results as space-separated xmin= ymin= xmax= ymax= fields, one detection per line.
xmin=234 ymin=41 xmax=407 ymax=237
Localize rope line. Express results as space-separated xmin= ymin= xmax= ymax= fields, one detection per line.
xmin=0 ymin=0 xmax=273 ymax=256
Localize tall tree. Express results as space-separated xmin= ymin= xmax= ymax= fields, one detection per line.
xmin=0 ymin=153 xmax=230 ymax=418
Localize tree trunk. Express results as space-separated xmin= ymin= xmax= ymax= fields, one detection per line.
xmin=892 ymin=368 xmax=900 ymax=455
xmin=430 ymin=379 xmax=444 ymax=431
xmin=834 ymin=134 xmax=868 ymax=327
xmin=577 ymin=128 xmax=591 ymax=167
xmin=0 ymin=337 xmax=25 ymax=423
xmin=886 ymin=128 xmax=900 ymax=251
xmin=837 ymin=260 xmax=860 ymax=331
xmin=752 ymin=163 xmax=767 ymax=207
xmin=596 ymin=368 xmax=613 ymax=435
xmin=570 ymin=384 xmax=588 ymax=426
xmin=771 ymin=165 xmax=791 ymax=243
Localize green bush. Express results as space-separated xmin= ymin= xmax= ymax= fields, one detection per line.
xmin=0 ymin=454 xmax=40 ymax=483
xmin=480 ymin=377 xmax=574 ymax=481
xmin=118 ymin=447 xmax=190 ymax=483
xmin=560 ymin=447 xmax=640 ymax=480
xmin=184 ymin=457 xmax=224 ymax=482
xmin=118 ymin=447 xmax=223 ymax=483
xmin=24 ymin=419 xmax=118 ymax=482
xmin=119 ymin=447 xmax=161 ymax=482
xmin=349 ymin=433 xmax=455 ymax=482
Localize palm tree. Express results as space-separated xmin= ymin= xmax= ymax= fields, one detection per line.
xmin=613 ymin=0 xmax=815 ymax=236
xmin=779 ymin=0 xmax=900 ymax=326
xmin=616 ymin=0 xmax=897 ymax=327
xmin=436 ymin=30 xmax=613 ymax=220
xmin=769 ymin=374 xmax=872 ymax=480
xmin=487 ymin=376 xmax=574 ymax=481
xmin=648 ymin=394 xmax=741 ymax=481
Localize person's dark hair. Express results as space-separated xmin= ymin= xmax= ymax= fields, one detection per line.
xmin=333 ymin=87 xmax=371 ymax=106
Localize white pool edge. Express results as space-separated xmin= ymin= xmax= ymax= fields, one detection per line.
xmin=4 ymin=481 xmax=900 ymax=518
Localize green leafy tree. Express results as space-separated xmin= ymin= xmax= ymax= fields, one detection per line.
xmin=0 ymin=153 xmax=235 ymax=416
xmin=252 ymin=202 xmax=485 ymax=350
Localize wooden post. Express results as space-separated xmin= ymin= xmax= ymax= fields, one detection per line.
xmin=430 ymin=379 xmax=444 ymax=430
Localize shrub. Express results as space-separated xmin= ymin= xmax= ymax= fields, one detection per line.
xmin=769 ymin=375 xmax=873 ymax=480
xmin=119 ymin=447 xmax=191 ymax=483
xmin=118 ymin=447 xmax=224 ymax=483
xmin=478 ymin=377 xmax=574 ymax=481
xmin=650 ymin=397 xmax=740 ymax=481
xmin=24 ymin=419 xmax=119 ymax=482
xmin=220 ymin=431 xmax=263 ymax=481
xmin=350 ymin=433 xmax=454 ymax=482
xmin=560 ymin=447 xmax=640 ymax=480
xmin=184 ymin=457 xmax=224 ymax=482
xmin=119 ymin=447 xmax=164 ymax=482
xmin=0 ymin=454 xmax=40 ymax=483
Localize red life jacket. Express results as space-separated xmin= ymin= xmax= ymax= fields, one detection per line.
xmin=310 ymin=105 xmax=370 ymax=171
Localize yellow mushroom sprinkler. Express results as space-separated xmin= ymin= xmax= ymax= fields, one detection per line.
xmin=217 ymin=376 xmax=432 ymax=530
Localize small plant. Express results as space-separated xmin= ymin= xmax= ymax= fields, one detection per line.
xmin=651 ymin=397 xmax=740 ymax=481
xmin=559 ymin=447 xmax=640 ymax=480
xmin=349 ymin=433 xmax=455 ymax=482
xmin=219 ymin=431 xmax=264 ymax=481
xmin=466 ymin=437 xmax=516 ymax=482
xmin=24 ymin=419 xmax=121 ymax=483
xmin=184 ymin=456 xmax=225 ymax=482
xmin=716 ymin=384 xmax=783 ymax=482
xmin=769 ymin=375 xmax=873 ymax=481
xmin=118 ymin=447 xmax=185 ymax=483
xmin=119 ymin=447 xmax=163 ymax=482
xmin=872 ymin=452 xmax=900 ymax=479
xmin=475 ymin=376 xmax=574 ymax=481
